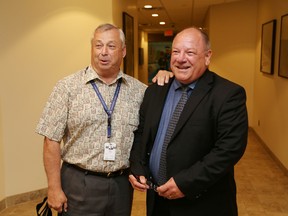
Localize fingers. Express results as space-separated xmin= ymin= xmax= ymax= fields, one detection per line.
xmin=63 ymin=202 xmax=68 ymax=213
xmin=153 ymin=75 xmax=165 ymax=86
xmin=128 ymin=174 xmax=148 ymax=191
xmin=156 ymin=77 xmax=165 ymax=86
xmin=152 ymin=70 xmax=173 ymax=86
xmin=157 ymin=186 xmax=177 ymax=199
xmin=49 ymin=200 xmax=67 ymax=213
xmin=47 ymin=190 xmax=68 ymax=213
xmin=156 ymin=178 xmax=185 ymax=200
xmin=49 ymin=202 xmax=64 ymax=212
xmin=165 ymin=72 xmax=174 ymax=83
xmin=158 ymin=188 xmax=177 ymax=200
xmin=151 ymin=76 xmax=158 ymax=84
xmin=156 ymin=184 xmax=169 ymax=197
xmin=48 ymin=197 xmax=68 ymax=213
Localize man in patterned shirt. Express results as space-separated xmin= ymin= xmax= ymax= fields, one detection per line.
xmin=36 ymin=23 xmax=171 ymax=216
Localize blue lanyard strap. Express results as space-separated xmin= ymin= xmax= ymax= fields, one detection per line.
xmin=90 ymin=78 xmax=122 ymax=138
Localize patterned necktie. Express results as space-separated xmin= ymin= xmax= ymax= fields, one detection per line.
xmin=158 ymin=86 xmax=188 ymax=185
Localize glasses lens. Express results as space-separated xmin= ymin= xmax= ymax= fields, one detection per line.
xmin=147 ymin=180 xmax=158 ymax=191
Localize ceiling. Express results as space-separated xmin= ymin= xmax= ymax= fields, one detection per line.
xmin=137 ymin=0 xmax=244 ymax=34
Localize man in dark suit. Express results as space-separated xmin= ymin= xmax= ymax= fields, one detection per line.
xmin=129 ymin=27 xmax=248 ymax=216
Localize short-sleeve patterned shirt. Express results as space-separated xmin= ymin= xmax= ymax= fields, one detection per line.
xmin=36 ymin=66 xmax=147 ymax=172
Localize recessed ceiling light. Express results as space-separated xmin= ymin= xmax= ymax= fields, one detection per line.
xmin=152 ymin=14 xmax=158 ymax=17
xmin=159 ymin=22 xmax=165 ymax=25
xmin=144 ymin=5 xmax=152 ymax=9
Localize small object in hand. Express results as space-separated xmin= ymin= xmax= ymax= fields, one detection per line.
xmin=36 ymin=197 xmax=52 ymax=216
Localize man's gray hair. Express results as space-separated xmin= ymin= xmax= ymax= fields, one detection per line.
xmin=91 ymin=23 xmax=126 ymax=48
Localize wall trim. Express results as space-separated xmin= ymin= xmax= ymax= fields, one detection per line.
xmin=0 ymin=188 xmax=47 ymax=213
xmin=250 ymin=128 xmax=288 ymax=176
xmin=0 ymin=199 xmax=5 ymax=213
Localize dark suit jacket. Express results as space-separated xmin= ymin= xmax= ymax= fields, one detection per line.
xmin=130 ymin=70 xmax=248 ymax=216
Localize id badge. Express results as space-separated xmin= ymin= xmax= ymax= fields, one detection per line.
xmin=104 ymin=143 xmax=116 ymax=161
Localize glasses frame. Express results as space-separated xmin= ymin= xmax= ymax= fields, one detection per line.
xmin=146 ymin=180 xmax=158 ymax=192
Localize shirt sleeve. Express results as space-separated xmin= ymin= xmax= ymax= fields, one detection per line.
xmin=35 ymin=80 xmax=69 ymax=142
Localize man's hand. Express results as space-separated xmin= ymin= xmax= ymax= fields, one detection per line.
xmin=43 ymin=137 xmax=67 ymax=213
xmin=47 ymin=187 xmax=68 ymax=213
xmin=129 ymin=174 xmax=149 ymax=192
xmin=156 ymin=177 xmax=185 ymax=200
xmin=152 ymin=70 xmax=174 ymax=86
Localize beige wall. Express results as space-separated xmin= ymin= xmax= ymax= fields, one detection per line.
xmin=0 ymin=106 xmax=4 ymax=200
xmin=208 ymin=0 xmax=288 ymax=170
xmin=138 ymin=31 xmax=149 ymax=85
xmin=112 ymin=0 xmax=140 ymax=80
xmin=253 ymin=0 xmax=288 ymax=169
xmin=208 ymin=0 xmax=258 ymax=128
xmin=0 ymin=0 xmax=137 ymax=199
xmin=0 ymin=0 xmax=112 ymax=199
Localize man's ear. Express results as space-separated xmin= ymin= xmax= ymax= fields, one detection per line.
xmin=122 ymin=46 xmax=127 ymax=58
xmin=205 ymin=50 xmax=212 ymax=66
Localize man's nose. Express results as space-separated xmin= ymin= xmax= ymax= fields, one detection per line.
xmin=177 ymin=51 xmax=187 ymax=62
xmin=100 ymin=46 xmax=108 ymax=55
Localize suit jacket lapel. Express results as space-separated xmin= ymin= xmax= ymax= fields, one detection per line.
xmin=171 ymin=71 xmax=213 ymax=141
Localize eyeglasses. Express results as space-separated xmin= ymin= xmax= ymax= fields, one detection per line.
xmin=134 ymin=174 xmax=158 ymax=192
xmin=146 ymin=180 xmax=158 ymax=192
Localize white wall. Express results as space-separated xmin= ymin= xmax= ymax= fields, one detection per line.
xmin=0 ymin=0 xmax=139 ymax=200
xmin=253 ymin=0 xmax=288 ymax=169
xmin=207 ymin=0 xmax=288 ymax=171
xmin=0 ymin=0 xmax=137 ymax=199
xmin=0 ymin=105 xmax=4 ymax=200
xmin=208 ymin=0 xmax=258 ymax=128
xmin=112 ymin=0 xmax=140 ymax=80
xmin=138 ymin=31 xmax=149 ymax=85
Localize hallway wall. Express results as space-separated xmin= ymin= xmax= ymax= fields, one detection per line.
xmin=112 ymin=0 xmax=140 ymax=81
xmin=138 ymin=31 xmax=149 ymax=85
xmin=0 ymin=0 xmax=137 ymax=201
xmin=208 ymin=0 xmax=288 ymax=171
xmin=253 ymin=0 xmax=288 ymax=171
xmin=208 ymin=0 xmax=257 ymax=129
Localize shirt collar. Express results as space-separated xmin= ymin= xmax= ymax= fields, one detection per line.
xmin=84 ymin=65 xmax=128 ymax=85
xmin=172 ymin=79 xmax=197 ymax=91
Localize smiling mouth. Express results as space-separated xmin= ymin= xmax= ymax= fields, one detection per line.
xmin=176 ymin=66 xmax=190 ymax=70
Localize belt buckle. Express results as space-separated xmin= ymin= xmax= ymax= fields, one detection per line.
xmin=107 ymin=172 xmax=112 ymax=177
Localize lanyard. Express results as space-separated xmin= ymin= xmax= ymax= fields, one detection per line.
xmin=90 ymin=78 xmax=122 ymax=138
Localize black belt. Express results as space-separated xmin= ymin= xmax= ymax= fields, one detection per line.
xmin=63 ymin=162 xmax=129 ymax=178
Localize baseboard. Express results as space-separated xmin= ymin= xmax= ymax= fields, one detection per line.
xmin=0 ymin=198 xmax=5 ymax=213
xmin=0 ymin=188 xmax=47 ymax=213
xmin=250 ymin=128 xmax=288 ymax=176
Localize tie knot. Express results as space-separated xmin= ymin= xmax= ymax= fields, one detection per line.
xmin=180 ymin=86 xmax=188 ymax=96
xmin=181 ymin=86 xmax=187 ymax=91
xmin=180 ymin=84 xmax=188 ymax=90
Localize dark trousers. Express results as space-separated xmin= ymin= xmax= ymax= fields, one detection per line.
xmin=152 ymin=194 xmax=171 ymax=216
xmin=61 ymin=163 xmax=133 ymax=216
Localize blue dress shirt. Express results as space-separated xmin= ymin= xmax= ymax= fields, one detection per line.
xmin=149 ymin=79 xmax=196 ymax=184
